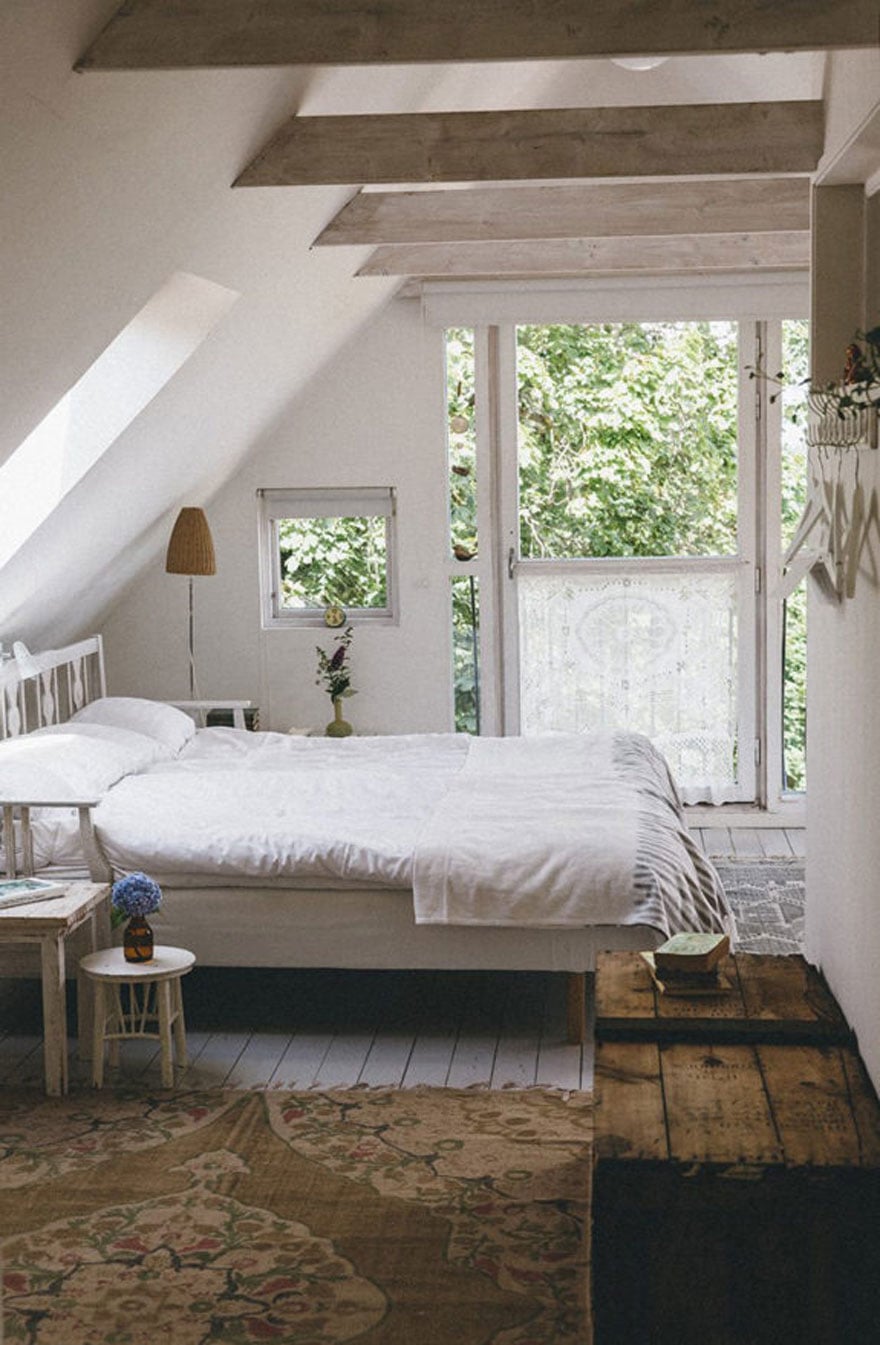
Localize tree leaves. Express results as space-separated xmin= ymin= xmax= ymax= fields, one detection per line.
xmin=512 ymin=322 xmax=739 ymax=561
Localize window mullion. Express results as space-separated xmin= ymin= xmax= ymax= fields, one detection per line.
xmin=472 ymin=326 xmax=498 ymax=734
xmin=493 ymin=325 xmax=521 ymax=735
xmin=762 ymin=319 xmax=786 ymax=806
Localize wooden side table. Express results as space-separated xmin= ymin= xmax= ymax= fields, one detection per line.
xmin=0 ymin=881 xmax=111 ymax=1095
xmin=80 ymin=945 xmax=196 ymax=1088
xmin=592 ymin=951 xmax=880 ymax=1343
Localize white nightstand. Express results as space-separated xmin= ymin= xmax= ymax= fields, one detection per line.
xmin=0 ymin=881 xmax=110 ymax=1095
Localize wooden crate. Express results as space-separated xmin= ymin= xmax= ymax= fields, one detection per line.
xmin=595 ymin=950 xmax=850 ymax=1044
xmin=592 ymin=954 xmax=880 ymax=1344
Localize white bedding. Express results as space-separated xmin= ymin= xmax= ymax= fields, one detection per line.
xmin=3 ymin=722 xmax=730 ymax=939
xmin=413 ymin=733 xmax=640 ymax=926
xmin=95 ymin=730 xmax=467 ymax=887
xmin=412 ymin=732 xmax=728 ymax=936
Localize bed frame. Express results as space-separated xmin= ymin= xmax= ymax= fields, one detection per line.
xmin=0 ymin=636 xmax=106 ymax=740
xmin=0 ymin=636 xmax=663 ymax=1042
xmin=0 ymin=637 xmax=110 ymax=882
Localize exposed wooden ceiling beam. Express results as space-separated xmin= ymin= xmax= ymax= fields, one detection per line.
xmin=76 ymin=0 xmax=880 ymax=70
xmin=355 ymin=232 xmax=811 ymax=278
xmin=236 ymin=102 xmax=823 ymax=188
xmin=315 ymin=178 xmax=811 ymax=247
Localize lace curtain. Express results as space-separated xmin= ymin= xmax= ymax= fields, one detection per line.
xmin=517 ymin=568 xmax=741 ymax=803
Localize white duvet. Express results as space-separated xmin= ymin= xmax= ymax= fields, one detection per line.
xmin=11 ymin=725 xmax=729 ymax=938
xmin=94 ymin=730 xmax=468 ymax=888
xmin=412 ymin=733 xmax=640 ymax=925
xmin=412 ymin=732 xmax=729 ymax=934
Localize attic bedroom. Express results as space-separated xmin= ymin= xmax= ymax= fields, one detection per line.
xmin=1 ymin=3 xmax=879 ymax=1341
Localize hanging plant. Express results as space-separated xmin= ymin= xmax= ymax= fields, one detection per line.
xmin=749 ymin=326 xmax=880 ymax=415
xmin=750 ymin=327 xmax=880 ymax=450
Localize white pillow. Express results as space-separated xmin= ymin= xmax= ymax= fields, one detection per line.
xmin=71 ymin=697 xmax=196 ymax=753
xmin=0 ymin=722 xmax=172 ymax=799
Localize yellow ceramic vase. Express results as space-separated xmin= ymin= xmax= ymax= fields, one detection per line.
xmin=326 ymin=698 xmax=353 ymax=737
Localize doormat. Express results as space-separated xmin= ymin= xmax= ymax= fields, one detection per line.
xmin=714 ymin=860 xmax=805 ymax=955
xmin=0 ymin=1085 xmax=591 ymax=1343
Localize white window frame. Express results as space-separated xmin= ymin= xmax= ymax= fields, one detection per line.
xmin=497 ymin=319 xmax=756 ymax=805
xmin=258 ymin=486 xmax=398 ymax=628
xmin=762 ymin=318 xmax=810 ymax=812
xmin=432 ymin=273 xmax=808 ymax=811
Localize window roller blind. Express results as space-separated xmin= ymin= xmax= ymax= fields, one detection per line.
xmin=259 ymin=487 xmax=395 ymax=520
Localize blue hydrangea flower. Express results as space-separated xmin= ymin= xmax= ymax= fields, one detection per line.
xmin=111 ymin=872 xmax=162 ymax=918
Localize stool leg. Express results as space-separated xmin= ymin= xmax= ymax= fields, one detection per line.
xmin=158 ymin=980 xmax=174 ymax=1087
xmin=108 ymin=985 xmax=123 ymax=1068
xmin=172 ymin=976 xmax=188 ymax=1070
xmin=77 ymin=914 xmax=96 ymax=1064
xmin=91 ymin=982 xmax=105 ymax=1089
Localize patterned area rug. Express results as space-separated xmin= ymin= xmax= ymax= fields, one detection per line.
xmin=714 ymin=860 xmax=806 ymax=955
xmin=0 ymin=1086 xmax=591 ymax=1343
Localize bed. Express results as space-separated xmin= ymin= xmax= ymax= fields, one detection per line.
xmin=0 ymin=636 xmax=731 ymax=1040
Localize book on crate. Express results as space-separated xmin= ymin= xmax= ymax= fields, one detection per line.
xmin=653 ymin=931 xmax=730 ymax=974
xmin=0 ymin=876 xmax=66 ymax=910
xmin=640 ymin=949 xmax=733 ymax=997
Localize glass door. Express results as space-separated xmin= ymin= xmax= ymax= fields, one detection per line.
xmin=501 ymin=321 xmax=757 ymax=804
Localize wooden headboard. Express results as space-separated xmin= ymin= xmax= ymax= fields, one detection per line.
xmin=0 ymin=636 xmax=107 ymax=742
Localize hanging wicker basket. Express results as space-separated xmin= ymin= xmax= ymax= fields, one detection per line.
xmin=806 ymin=392 xmax=880 ymax=450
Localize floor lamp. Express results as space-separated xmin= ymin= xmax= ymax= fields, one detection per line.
xmin=165 ymin=507 xmax=216 ymax=698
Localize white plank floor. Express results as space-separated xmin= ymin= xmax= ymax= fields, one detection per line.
xmin=0 ymin=827 xmax=802 ymax=1095
xmin=0 ymin=969 xmax=595 ymax=1092
xmin=692 ymin=826 xmax=805 ymax=859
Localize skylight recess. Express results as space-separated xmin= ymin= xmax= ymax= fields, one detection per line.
xmin=0 ymin=271 xmax=239 ymax=569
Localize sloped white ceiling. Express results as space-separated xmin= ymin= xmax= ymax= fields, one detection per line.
xmin=0 ymin=0 xmax=828 ymax=648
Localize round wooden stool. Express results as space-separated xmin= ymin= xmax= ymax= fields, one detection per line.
xmin=79 ymin=945 xmax=196 ymax=1088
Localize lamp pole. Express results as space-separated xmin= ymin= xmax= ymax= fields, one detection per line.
xmin=187 ymin=575 xmax=196 ymax=698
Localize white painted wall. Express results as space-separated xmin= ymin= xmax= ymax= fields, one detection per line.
xmin=806 ymin=184 xmax=880 ymax=1087
xmin=0 ymin=1 xmax=471 ymax=648
xmin=102 ymin=301 xmax=456 ymax=734
xmin=805 ymin=450 xmax=880 ymax=1087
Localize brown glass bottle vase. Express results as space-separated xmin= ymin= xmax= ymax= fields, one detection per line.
xmin=124 ymin=915 xmax=154 ymax=963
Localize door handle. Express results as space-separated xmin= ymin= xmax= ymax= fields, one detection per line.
xmin=508 ymin=547 xmax=516 ymax=580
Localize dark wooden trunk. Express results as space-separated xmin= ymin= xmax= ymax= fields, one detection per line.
xmin=592 ymin=953 xmax=880 ymax=1345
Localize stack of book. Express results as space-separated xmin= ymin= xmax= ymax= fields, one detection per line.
xmin=641 ymin=931 xmax=731 ymax=996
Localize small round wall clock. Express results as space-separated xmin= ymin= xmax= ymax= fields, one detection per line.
xmin=324 ymin=605 xmax=346 ymax=628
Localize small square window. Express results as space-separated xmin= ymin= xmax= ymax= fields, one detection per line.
xmin=258 ymin=487 xmax=398 ymax=626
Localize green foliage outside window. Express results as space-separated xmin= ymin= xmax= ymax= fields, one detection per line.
xmin=451 ymin=575 xmax=480 ymax=734
xmin=447 ymin=329 xmax=480 ymax=731
xmin=278 ymin=515 xmax=387 ymax=611
xmin=780 ymin=319 xmax=810 ymax=792
xmin=446 ymin=320 xmax=808 ymax=787
xmin=516 ymin=322 xmax=739 ymax=560
xmin=446 ymin=328 xmax=478 ymax=558
xmin=445 ymin=323 xmax=742 ymax=734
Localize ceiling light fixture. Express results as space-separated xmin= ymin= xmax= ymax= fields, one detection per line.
xmin=611 ymin=56 xmax=669 ymax=71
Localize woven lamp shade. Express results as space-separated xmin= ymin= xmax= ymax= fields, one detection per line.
xmin=165 ymin=507 xmax=216 ymax=576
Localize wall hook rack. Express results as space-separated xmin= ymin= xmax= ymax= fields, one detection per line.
xmin=779 ymin=433 xmax=878 ymax=604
